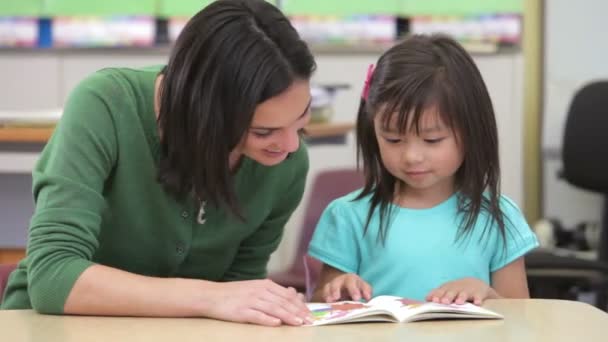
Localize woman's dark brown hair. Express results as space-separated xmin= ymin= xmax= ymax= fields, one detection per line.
xmin=157 ymin=0 xmax=316 ymax=215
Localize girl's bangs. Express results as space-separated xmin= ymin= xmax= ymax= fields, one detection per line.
xmin=374 ymin=75 xmax=456 ymax=135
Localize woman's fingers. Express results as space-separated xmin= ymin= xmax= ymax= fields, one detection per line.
xmin=252 ymin=297 xmax=305 ymax=326
xmin=263 ymin=282 xmax=312 ymax=323
xmin=242 ymin=308 xmax=282 ymax=327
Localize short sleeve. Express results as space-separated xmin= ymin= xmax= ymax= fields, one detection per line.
xmin=308 ymin=199 xmax=361 ymax=274
xmin=490 ymin=196 xmax=540 ymax=272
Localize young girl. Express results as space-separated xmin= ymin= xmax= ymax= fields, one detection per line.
xmin=309 ymin=34 xmax=539 ymax=305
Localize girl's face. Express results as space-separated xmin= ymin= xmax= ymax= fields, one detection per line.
xmin=234 ymin=80 xmax=311 ymax=167
xmin=374 ymin=108 xmax=464 ymax=203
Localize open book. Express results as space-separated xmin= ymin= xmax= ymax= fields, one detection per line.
xmin=306 ymin=295 xmax=503 ymax=326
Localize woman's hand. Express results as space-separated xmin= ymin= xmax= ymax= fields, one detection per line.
xmin=202 ymin=279 xmax=313 ymax=326
xmin=425 ymin=277 xmax=500 ymax=305
xmin=317 ymin=273 xmax=372 ymax=303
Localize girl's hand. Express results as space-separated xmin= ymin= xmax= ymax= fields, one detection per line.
xmin=425 ymin=277 xmax=500 ymax=305
xmin=203 ymin=279 xmax=313 ymax=327
xmin=319 ymin=273 xmax=372 ymax=303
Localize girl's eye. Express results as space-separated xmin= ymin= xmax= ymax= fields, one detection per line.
xmin=424 ymin=138 xmax=444 ymax=144
xmin=383 ymin=137 xmax=401 ymax=144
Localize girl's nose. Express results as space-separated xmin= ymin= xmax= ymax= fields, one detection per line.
xmin=402 ymin=145 xmax=423 ymax=164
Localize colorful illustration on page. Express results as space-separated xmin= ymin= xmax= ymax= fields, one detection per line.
xmin=396 ymin=297 xmax=423 ymax=309
xmin=310 ymin=302 xmax=370 ymax=322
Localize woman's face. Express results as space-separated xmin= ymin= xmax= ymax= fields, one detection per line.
xmin=236 ymin=80 xmax=311 ymax=167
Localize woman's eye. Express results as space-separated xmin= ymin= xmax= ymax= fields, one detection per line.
xmin=252 ymin=130 xmax=272 ymax=138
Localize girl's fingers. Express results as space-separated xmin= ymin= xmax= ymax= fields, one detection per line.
xmin=360 ymin=279 xmax=373 ymax=301
xmin=473 ymin=293 xmax=484 ymax=305
xmin=455 ymin=291 xmax=469 ymax=305
xmin=441 ymin=290 xmax=457 ymax=304
xmin=322 ymin=283 xmax=334 ymax=302
xmin=428 ymin=288 xmax=445 ymax=303
xmin=344 ymin=278 xmax=362 ymax=301
xmin=325 ymin=279 xmax=343 ymax=302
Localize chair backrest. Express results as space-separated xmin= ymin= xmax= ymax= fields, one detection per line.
xmin=294 ymin=168 xmax=365 ymax=274
xmin=562 ymin=81 xmax=608 ymax=263
xmin=0 ymin=263 xmax=17 ymax=303
xmin=563 ymin=81 xmax=608 ymax=192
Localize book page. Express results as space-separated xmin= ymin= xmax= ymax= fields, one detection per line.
xmin=306 ymin=301 xmax=398 ymax=326
xmin=367 ymin=295 xmax=422 ymax=307
xmin=393 ymin=300 xmax=504 ymax=322
xmin=305 ymin=296 xmax=502 ymax=325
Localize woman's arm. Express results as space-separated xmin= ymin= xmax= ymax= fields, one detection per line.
xmin=65 ymin=264 xmax=311 ymax=326
xmin=64 ymin=264 xmax=206 ymax=316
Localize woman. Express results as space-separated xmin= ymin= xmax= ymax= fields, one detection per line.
xmin=1 ymin=0 xmax=315 ymax=327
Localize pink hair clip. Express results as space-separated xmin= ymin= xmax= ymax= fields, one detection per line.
xmin=362 ymin=63 xmax=375 ymax=101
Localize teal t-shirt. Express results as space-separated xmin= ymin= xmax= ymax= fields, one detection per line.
xmin=308 ymin=190 xmax=539 ymax=301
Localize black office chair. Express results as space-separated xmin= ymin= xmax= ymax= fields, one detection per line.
xmin=526 ymin=81 xmax=608 ymax=310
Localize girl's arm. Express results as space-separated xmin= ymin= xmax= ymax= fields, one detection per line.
xmin=312 ymin=264 xmax=344 ymax=301
xmin=426 ymin=257 xmax=530 ymax=304
xmin=491 ymin=256 xmax=531 ymax=298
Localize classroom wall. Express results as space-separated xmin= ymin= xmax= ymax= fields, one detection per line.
xmin=0 ymin=49 xmax=524 ymax=273
xmin=542 ymin=0 xmax=608 ymax=228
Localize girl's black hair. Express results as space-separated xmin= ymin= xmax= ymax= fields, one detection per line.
xmin=356 ymin=34 xmax=505 ymax=245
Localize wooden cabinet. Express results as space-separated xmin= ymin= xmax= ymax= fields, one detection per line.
xmin=0 ymin=249 xmax=25 ymax=264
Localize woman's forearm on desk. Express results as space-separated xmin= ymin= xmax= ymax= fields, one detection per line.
xmin=63 ymin=264 xmax=208 ymax=317
xmin=63 ymin=264 xmax=312 ymax=326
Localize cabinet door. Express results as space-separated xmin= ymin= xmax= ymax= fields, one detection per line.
xmin=0 ymin=54 xmax=61 ymax=110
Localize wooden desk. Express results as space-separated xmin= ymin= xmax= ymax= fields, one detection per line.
xmin=0 ymin=123 xmax=355 ymax=144
xmin=1 ymin=299 xmax=606 ymax=342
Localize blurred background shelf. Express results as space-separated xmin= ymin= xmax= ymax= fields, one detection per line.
xmin=0 ymin=127 xmax=54 ymax=143
xmin=0 ymin=0 xmax=523 ymax=51
xmin=0 ymin=122 xmax=354 ymax=144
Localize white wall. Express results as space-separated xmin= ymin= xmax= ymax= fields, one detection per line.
xmin=0 ymin=50 xmax=526 ymax=274
xmin=542 ymin=0 xmax=608 ymax=227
